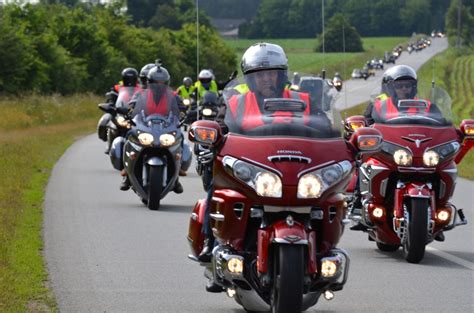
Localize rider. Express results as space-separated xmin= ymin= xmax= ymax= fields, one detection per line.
xmin=363 ymin=65 xmax=442 ymax=124
xmin=176 ymin=77 xmax=196 ymax=103
xmin=193 ymin=69 xmax=218 ymax=102
xmin=119 ymin=65 xmax=185 ymax=192
xmin=138 ymin=63 xmax=156 ymax=89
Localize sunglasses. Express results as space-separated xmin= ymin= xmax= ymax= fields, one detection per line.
xmin=393 ymin=82 xmax=413 ymax=89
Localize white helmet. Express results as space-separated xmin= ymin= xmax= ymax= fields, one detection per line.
xmin=198 ymin=69 xmax=213 ymax=82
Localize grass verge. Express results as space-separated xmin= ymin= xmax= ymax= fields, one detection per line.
xmin=0 ymin=94 xmax=100 ymax=311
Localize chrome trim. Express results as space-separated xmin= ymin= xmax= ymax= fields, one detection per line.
xmin=235 ymin=288 xmax=270 ymax=312
xmin=401 ymin=136 xmax=432 ymax=148
xmin=210 ymin=213 xmax=225 ymax=221
xmin=241 ymin=156 xmax=283 ymax=177
xmin=310 ymin=209 xmax=324 ymax=220
xmin=442 ymin=168 xmax=458 ymax=174
xmin=380 ymin=178 xmax=388 ymax=197
xmin=297 ymin=160 xmax=336 ymax=178
xmin=370 ymin=165 xmax=389 ymax=170
xmin=191 ymin=212 xmax=198 ymax=221
xmin=250 ymin=207 xmax=264 ymax=218
xmin=398 ymin=167 xmax=436 ymax=173
xmin=268 ymin=155 xmax=312 ymax=163
xmin=264 ymin=205 xmax=312 ymax=214
xmin=273 ymin=238 xmax=308 ymax=245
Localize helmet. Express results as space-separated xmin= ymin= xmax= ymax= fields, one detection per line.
xmin=139 ymin=63 xmax=155 ymax=86
xmin=198 ymin=69 xmax=213 ymax=84
xmin=147 ymin=65 xmax=170 ymax=85
xmin=241 ymin=42 xmax=288 ymax=74
xmin=121 ymin=68 xmax=138 ymax=87
xmin=382 ymin=65 xmax=417 ymax=100
xmin=241 ymin=42 xmax=288 ymax=94
xmin=201 ymin=91 xmax=218 ymax=106
xmin=183 ymin=76 xmax=193 ymax=87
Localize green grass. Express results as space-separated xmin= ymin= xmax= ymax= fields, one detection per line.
xmin=0 ymin=94 xmax=101 ymax=311
xmin=225 ymin=37 xmax=407 ymax=77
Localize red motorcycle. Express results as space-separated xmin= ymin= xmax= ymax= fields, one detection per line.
xmin=187 ymin=72 xmax=382 ymax=312
xmin=345 ymin=85 xmax=474 ymax=263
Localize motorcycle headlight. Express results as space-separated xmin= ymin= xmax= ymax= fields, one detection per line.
xmin=393 ymin=149 xmax=412 ymax=166
xmin=202 ymin=108 xmax=213 ymax=116
xmin=159 ymin=133 xmax=176 ymax=147
xmin=255 ymin=172 xmax=282 ymax=197
xmin=430 ymin=142 xmax=460 ymax=160
xmin=116 ymin=115 xmax=130 ymax=128
xmin=223 ymin=156 xmax=282 ymax=198
xmin=423 ymin=150 xmax=439 ymax=167
xmin=183 ymin=98 xmax=191 ymax=106
xmin=297 ymin=160 xmax=351 ymax=198
xmin=298 ymin=174 xmax=323 ymax=198
xmin=138 ymin=133 xmax=154 ymax=146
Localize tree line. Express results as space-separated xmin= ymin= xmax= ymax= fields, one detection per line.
xmin=0 ymin=3 xmax=236 ymax=95
xmin=238 ymin=0 xmax=453 ymax=39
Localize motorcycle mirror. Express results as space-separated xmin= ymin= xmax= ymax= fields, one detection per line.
xmin=116 ymin=106 xmax=130 ymax=115
xmin=188 ymin=120 xmax=222 ymax=147
xmin=98 ymin=102 xmax=114 ymax=113
xmin=348 ymin=127 xmax=383 ymax=152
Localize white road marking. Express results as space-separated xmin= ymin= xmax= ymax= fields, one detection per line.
xmin=426 ymin=246 xmax=473 ymax=270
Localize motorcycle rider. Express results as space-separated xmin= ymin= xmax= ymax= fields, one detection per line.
xmin=193 ymin=69 xmax=218 ymax=102
xmin=176 ymin=77 xmax=196 ymax=103
xmin=138 ymin=63 xmax=156 ymax=89
xmin=352 ymin=65 xmax=443 ymax=233
xmin=196 ymin=42 xmax=330 ymax=268
xmin=119 ymin=65 xmax=185 ymax=192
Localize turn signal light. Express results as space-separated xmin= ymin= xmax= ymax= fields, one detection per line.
xmin=358 ymin=136 xmax=381 ymax=150
xmin=195 ymin=127 xmax=217 ymax=144
xmin=349 ymin=121 xmax=365 ymax=131
xmin=464 ymin=124 xmax=474 ymax=135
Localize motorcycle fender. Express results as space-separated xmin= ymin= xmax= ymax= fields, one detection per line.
xmin=109 ymin=136 xmax=125 ymax=171
xmin=257 ymin=221 xmax=316 ymax=274
xmin=396 ymin=183 xmax=434 ymax=218
xmin=146 ymin=157 xmax=165 ymax=166
xmin=97 ymin=113 xmax=112 ymax=141
xmin=188 ymin=199 xmax=206 ymax=257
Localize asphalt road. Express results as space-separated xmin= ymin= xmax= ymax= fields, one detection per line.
xmin=44 ymin=37 xmax=473 ymax=312
xmin=335 ymin=37 xmax=448 ymax=110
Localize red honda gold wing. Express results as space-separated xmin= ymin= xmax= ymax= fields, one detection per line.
xmin=345 ymin=85 xmax=473 ymax=263
xmin=187 ymin=73 xmax=382 ymax=313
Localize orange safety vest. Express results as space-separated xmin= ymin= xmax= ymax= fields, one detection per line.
xmin=144 ymin=89 xmax=172 ymax=116
xmin=228 ymin=89 xmax=311 ymax=131
xmin=117 ymin=85 xmax=142 ymax=106
xmin=374 ymin=97 xmax=431 ymax=120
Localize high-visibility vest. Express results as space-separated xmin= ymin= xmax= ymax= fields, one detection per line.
xmin=144 ymin=89 xmax=173 ymax=116
xmin=195 ymin=80 xmax=218 ymax=99
xmin=374 ymin=96 xmax=431 ymax=120
xmin=176 ymin=85 xmax=196 ymax=99
xmin=228 ymin=89 xmax=311 ymax=131
xmin=233 ymin=84 xmax=249 ymax=94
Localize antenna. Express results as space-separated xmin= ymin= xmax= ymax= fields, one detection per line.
xmin=196 ymin=0 xmax=200 ymax=78
xmin=321 ymin=0 xmax=325 ymax=72
xmin=342 ymin=15 xmax=348 ymax=111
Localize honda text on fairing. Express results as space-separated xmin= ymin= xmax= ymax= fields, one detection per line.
xmin=109 ymin=86 xmax=191 ymax=210
xmin=187 ymin=72 xmax=382 ymax=313
xmin=345 ymin=85 xmax=473 ymax=263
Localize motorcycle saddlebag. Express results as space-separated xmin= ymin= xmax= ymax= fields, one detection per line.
xmin=97 ymin=113 xmax=112 ymax=141
xmin=188 ymin=199 xmax=206 ymax=257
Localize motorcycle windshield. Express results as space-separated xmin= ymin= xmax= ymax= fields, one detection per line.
xmin=370 ymin=81 xmax=453 ymax=126
xmin=223 ymin=70 xmax=342 ymax=139
xmin=131 ymin=84 xmax=179 ymax=121
xmin=115 ymin=86 xmax=139 ymax=109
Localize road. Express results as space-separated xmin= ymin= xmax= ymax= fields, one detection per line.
xmin=44 ymin=37 xmax=473 ymax=312
xmin=335 ymin=37 xmax=448 ymax=110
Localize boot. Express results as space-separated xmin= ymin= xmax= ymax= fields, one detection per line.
xmin=197 ymin=237 xmax=214 ymax=263
xmin=120 ymin=175 xmax=131 ymax=191
xmin=434 ymin=231 xmax=445 ymax=242
xmin=173 ymin=180 xmax=184 ymax=194
xmin=179 ymin=169 xmax=187 ymax=176
xmin=205 ymin=279 xmax=224 ymax=293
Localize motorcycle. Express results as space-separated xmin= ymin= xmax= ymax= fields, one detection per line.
xmin=109 ymin=87 xmax=191 ymax=210
xmin=332 ymin=77 xmax=343 ymax=92
xmin=345 ymin=85 xmax=474 ymax=263
xmin=186 ymin=71 xmax=383 ymax=312
xmin=97 ymin=85 xmax=141 ymax=155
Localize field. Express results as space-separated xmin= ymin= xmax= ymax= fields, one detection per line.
xmin=225 ymin=37 xmax=407 ymax=78
xmin=0 ymin=94 xmax=101 ymax=311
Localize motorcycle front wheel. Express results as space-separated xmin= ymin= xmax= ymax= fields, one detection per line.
xmin=147 ymin=165 xmax=164 ymax=210
xmin=271 ymin=245 xmax=304 ymax=313
xmin=403 ymin=198 xmax=429 ymax=263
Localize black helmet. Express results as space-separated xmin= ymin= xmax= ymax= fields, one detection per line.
xmin=201 ymin=91 xmax=218 ymax=106
xmin=241 ymin=42 xmax=288 ymax=94
xmin=139 ymin=63 xmax=155 ymax=87
xmin=121 ymin=68 xmax=138 ymax=87
xmin=382 ymin=65 xmax=417 ymax=100
xmin=147 ymin=66 xmax=170 ymax=85
xmin=183 ymin=76 xmax=193 ymax=87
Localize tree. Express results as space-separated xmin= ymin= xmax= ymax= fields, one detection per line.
xmin=445 ymin=0 xmax=474 ymax=48
xmin=399 ymin=0 xmax=431 ymax=35
xmin=316 ymin=13 xmax=363 ymax=53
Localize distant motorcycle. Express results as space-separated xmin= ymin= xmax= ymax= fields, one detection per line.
xmin=332 ymin=76 xmax=343 ymax=91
